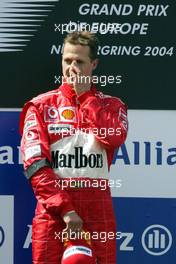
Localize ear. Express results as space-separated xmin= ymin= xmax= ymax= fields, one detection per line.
xmin=92 ymin=58 xmax=99 ymax=70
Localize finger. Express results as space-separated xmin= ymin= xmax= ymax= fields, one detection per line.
xmin=65 ymin=67 xmax=70 ymax=77
xmin=61 ymin=228 xmax=69 ymax=242
xmin=71 ymin=72 xmax=81 ymax=87
xmin=62 ymin=226 xmax=76 ymax=240
xmin=66 ymin=69 xmax=76 ymax=85
xmin=69 ymin=68 xmax=77 ymax=77
xmin=64 ymin=228 xmax=76 ymax=240
xmin=63 ymin=226 xmax=82 ymax=240
xmin=67 ymin=222 xmax=78 ymax=233
xmin=71 ymin=65 xmax=81 ymax=75
xmin=71 ymin=224 xmax=80 ymax=233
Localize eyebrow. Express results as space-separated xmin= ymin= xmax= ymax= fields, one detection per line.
xmin=63 ymin=58 xmax=84 ymax=63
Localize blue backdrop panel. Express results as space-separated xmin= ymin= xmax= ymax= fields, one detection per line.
xmin=113 ymin=197 xmax=176 ymax=263
xmin=0 ymin=110 xmax=35 ymax=264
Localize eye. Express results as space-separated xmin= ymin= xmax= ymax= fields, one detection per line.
xmin=64 ymin=59 xmax=72 ymax=64
xmin=77 ymin=60 xmax=84 ymax=64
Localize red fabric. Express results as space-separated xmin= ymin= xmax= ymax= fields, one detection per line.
xmin=20 ymin=82 xmax=128 ymax=264
xmin=31 ymin=167 xmax=75 ymax=218
xmin=77 ymin=87 xmax=128 ymax=149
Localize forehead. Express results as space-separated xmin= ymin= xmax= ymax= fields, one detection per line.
xmin=62 ymin=43 xmax=90 ymax=59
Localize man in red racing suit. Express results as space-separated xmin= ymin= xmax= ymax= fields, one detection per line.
xmin=20 ymin=31 xmax=128 ymax=264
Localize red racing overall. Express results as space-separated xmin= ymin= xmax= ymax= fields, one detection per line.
xmin=20 ymin=82 xmax=128 ymax=264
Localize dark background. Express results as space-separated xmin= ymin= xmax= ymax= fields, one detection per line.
xmin=0 ymin=0 xmax=175 ymax=109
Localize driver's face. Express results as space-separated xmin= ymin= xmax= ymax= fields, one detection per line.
xmin=62 ymin=43 xmax=98 ymax=79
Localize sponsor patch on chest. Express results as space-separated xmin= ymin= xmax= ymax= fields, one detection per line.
xmin=48 ymin=124 xmax=73 ymax=134
xmin=44 ymin=106 xmax=77 ymax=123
xmin=51 ymin=146 xmax=103 ymax=169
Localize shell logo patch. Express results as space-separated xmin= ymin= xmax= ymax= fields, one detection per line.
xmin=59 ymin=107 xmax=77 ymax=123
xmin=61 ymin=109 xmax=75 ymax=120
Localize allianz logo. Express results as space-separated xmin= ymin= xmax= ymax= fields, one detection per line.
xmin=120 ymin=224 xmax=172 ymax=256
xmin=113 ymin=141 xmax=176 ymax=165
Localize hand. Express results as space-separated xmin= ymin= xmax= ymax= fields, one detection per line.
xmin=62 ymin=211 xmax=83 ymax=239
xmin=67 ymin=63 xmax=91 ymax=95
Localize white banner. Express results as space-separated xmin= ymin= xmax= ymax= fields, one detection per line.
xmin=111 ymin=110 xmax=176 ymax=198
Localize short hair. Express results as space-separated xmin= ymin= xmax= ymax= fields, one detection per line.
xmin=63 ymin=31 xmax=99 ymax=61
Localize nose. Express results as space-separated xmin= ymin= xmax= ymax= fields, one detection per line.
xmin=71 ymin=60 xmax=78 ymax=66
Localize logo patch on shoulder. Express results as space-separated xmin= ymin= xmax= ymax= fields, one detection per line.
xmin=44 ymin=106 xmax=60 ymax=122
xmin=24 ymin=113 xmax=37 ymax=131
xmin=44 ymin=106 xmax=77 ymax=123
xmin=59 ymin=107 xmax=77 ymax=122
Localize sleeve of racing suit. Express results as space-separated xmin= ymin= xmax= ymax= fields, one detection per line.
xmin=77 ymin=90 xmax=128 ymax=149
xmin=20 ymin=103 xmax=75 ymax=218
